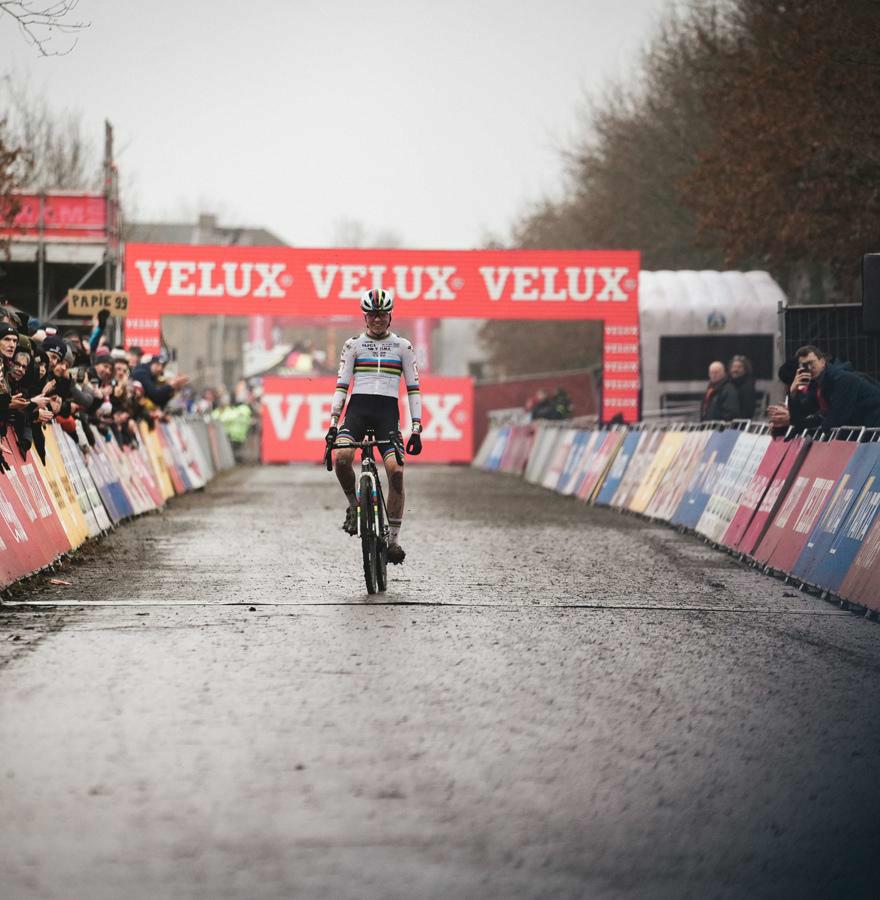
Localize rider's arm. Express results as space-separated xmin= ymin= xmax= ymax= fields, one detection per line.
xmin=401 ymin=340 xmax=423 ymax=432
xmin=330 ymin=339 xmax=356 ymax=425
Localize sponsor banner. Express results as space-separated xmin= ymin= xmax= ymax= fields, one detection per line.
xmin=563 ymin=431 xmax=603 ymax=497
xmin=473 ymin=425 xmax=501 ymax=470
xmin=754 ymin=441 xmax=857 ymax=571
xmin=629 ymin=431 xmax=686 ymax=514
xmin=577 ymin=430 xmax=625 ymax=502
xmin=721 ymin=438 xmax=791 ymax=551
xmin=670 ymin=430 xmax=740 ymax=529
xmin=485 ymin=425 xmax=511 ymax=471
xmin=838 ymin=511 xmax=880 ymax=610
xmin=498 ymin=424 xmax=534 ymax=475
xmin=139 ymin=422 xmax=176 ymax=500
xmin=0 ymin=437 xmax=61 ymax=582
xmin=738 ymin=438 xmax=810 ymax=557
xmin=39 ymin=425 xmax=91 ymax=549
xmin=696 ymin=432 xmax=771 ymax=544
xmin=261 ymin=375 xmax=474 ymax=464
xmin=595 ymin=430 xmax=642 ymax=505
xmin=125 ymin=244 xmax=639 ymax=321
xmin=524 ymin=424 xmax=563 ymax=485
xmin=125 ymin=244 xmax=640 ymax=423
xmin=611 ymin=430 xmax=664 ymax=510
xmin=542 ymin=429 xmax=577 ymax=491
xmin=85 ymin=438 xmax=129 ymax=523
xmin=644 ymin=430 xmax=712 ymax=522
xmin=54 ymin=424 xmax=105 ymax=536
xmin=794 ymin=444 xmax=880 ymax=592
xmin=3 ymin=192 xmax=107 ymax=241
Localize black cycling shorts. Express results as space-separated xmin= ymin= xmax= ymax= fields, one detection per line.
xmin=338 ymin=395 xmax=402 ymax=461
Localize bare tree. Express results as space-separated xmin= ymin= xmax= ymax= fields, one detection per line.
xmin=0 ymin=1 xmax=89 ymax=56
xmin=0 ymin=119 xmax=26 ymax=259
xmin=0 ymin=75 xmax=100 ymax=191
xmin=331 ymin=216 xmax=403 ymax=249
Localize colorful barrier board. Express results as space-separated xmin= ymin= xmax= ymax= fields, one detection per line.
xmin=753 ymin=441 xmax=857 ymax=571
xmin=796 ymin=445 xmax=880 ymax=593
xmin=595 ymin=430 xmax=642 ymax=506
xmin=697 ymin=432 xmax=771 ymax=543
xmin=721 ymin=438 xmax=791 ymax=551
xmin=670 ymin=430 xmax=740 ymax=530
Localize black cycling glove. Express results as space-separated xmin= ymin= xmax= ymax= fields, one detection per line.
xmin=406 ymin=432 xmax=422 ymax=456
xmin=324 ymin=425 xmax=338 ymax=446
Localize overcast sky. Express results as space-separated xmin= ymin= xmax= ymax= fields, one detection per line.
xmin=3 ymin=0 xmax=671 ymax=249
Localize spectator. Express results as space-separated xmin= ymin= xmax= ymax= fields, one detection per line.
xmin=729 ymin=354 xmax=757 ymax=419
xmin=213 ymin=395 xmax=253 ymax=463
xmin=531 ymin=387 xmax=573 ymax=420
xmin=700 ymin=361 xmax=739 ymax=422
xmin=127 ymin=345 xmax=144 ymax=369
xmin=785 ymin=345 xmax=880 ymax=430
xmin=132 ymin=352 xmax=189 ymax=411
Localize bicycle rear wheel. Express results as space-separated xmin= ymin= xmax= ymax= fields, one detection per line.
xmin=359 ymin=473 xmax=378 ymax=595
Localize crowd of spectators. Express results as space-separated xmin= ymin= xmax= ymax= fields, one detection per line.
xmin=698 ymin=346 xmax=880 ymax=433
xmin=700 ymin=355 xmax=757 ymax=422
xmin=0 ymin=305 xmax=190 ymax=469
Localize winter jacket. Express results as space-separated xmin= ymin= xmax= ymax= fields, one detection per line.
xmin=730 ymin=375 xmax=757 ymax=420
xmin=132 ymin=363 xmax=175 ymax=409
xmin=791 ymin=361 xmax=880 ymax=430
xmin=700 ymin=379 xmax=739 ymax=422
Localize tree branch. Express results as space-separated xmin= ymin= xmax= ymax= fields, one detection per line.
xmin=0 ymin=1 xmax=89 ymax=57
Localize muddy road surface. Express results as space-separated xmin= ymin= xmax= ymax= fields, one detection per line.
xmin=1 ymin=464 xmax=878 ymax=900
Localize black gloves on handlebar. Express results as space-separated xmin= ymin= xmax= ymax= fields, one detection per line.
xmin=406 ymin=432 xmax=422 ymax=456
xmin=325 ymin=425 xmax=338 ymax=446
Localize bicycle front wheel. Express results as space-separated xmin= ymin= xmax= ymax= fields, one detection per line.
xmin=375 ymin=483 xmax=388 ymax=593
xmin=359 ymin=473 xmax=379 ymax=595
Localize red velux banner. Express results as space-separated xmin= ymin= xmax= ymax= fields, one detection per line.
xmin=261 ymin=375 xmax=473 ymax=464
xmin=125 ymin=244 xmax=640 ymax=423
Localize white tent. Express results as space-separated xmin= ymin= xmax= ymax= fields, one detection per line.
xmin=638 ymin=270 xmax=786 ymax=419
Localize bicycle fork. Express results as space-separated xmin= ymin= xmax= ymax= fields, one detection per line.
xmin=357 ymin=471 xmax=379 ymax=538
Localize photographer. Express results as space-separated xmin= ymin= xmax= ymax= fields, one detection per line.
xmin=784 ymin=345 xmax=880 ymax=431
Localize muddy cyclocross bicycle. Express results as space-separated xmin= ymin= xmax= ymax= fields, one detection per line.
xmin=324 ymin=430 xmax=404 ymax=595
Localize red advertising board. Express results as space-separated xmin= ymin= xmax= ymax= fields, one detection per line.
xmin=124 ymin=244 xmax=641 ymax=423
xmin=2 ymin=193 xmax=107 ymax=241
xmin=721 ymin=438 xmax=791 ymax=551
xmin=261 ymin=375 xmax=473 ymax=464
xmin=738 ymin=438 xmax=809 ymax=557
xmin=838 ymin=514 xmax=880 ymax=611
xmin=752 ymin=441 xmax=856 ymax=570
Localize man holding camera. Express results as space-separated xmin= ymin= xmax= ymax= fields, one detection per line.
xmin=769 ymin=345 xmax=880 ymax=432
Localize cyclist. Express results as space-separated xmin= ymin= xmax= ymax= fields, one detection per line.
xmin=324 ymin=288 xmax=423 ymax=564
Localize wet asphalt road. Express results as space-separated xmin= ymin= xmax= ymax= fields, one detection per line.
xmin=0 ymin=464 xmax=879 ymax=900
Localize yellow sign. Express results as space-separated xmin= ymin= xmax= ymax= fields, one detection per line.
xmin=67 ymin=290 xmax=129 ymax=317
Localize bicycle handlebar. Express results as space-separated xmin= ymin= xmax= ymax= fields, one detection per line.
xmin=323 ymin=437 xmax=404 ymax=470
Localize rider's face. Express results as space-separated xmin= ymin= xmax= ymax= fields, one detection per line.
xmin=365 ymin=311 xmax=391 ymax=337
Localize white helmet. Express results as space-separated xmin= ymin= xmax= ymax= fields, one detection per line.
xmin=360 ymin=288 xmax=394 ymax=314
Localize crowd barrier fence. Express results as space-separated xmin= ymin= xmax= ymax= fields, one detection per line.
xmin=473 ymin=419 xmax=880 ymax=615
xmin=0 ymin=416 xmax=235 ymax=591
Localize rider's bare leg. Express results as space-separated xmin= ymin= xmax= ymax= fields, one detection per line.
xmin=383 ymin=455 xmax=404 ymax=544
xmin=334 ymin=447 xmax=357 ymax=505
